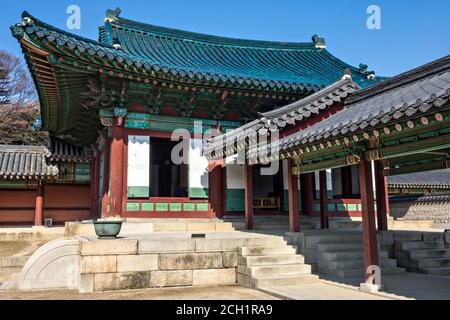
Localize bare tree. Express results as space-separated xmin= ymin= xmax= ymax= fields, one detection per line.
xmin=0 ymin=50 xmax=37 ymax=106
xmin=0 ymin=50 xmax=47 ymax=145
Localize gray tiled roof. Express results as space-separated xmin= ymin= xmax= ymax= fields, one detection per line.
xmin=388 ymin=169 xmax=450 ymax=189
xmin=205 ymin=76 xmax=358 ymax=158
xmin=0 ymin=145 xmax=59 ymax=179
xmin=250 ymin=55 xmax=450 ymax=159
xmin=261 ymin=77 xmax=360 ymax=128
xmin=49 ymin=139 xmax=91 ymax=162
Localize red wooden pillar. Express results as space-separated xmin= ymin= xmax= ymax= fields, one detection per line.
xmin=341 ymin=166 xmax=353 ymax=198
xmin=34 ymin=181 xmax=44 ymax=226
xmin=319 ymin=171 xmax=329 ymax=229
xmin=375 ymin=161 xmax=389 ymax=231
xmin=90 ymin=147 xmax=101 ymax=220
xmin=287 ymin=159 xmax=300 ymax=232
xmin=359 ymin=159 xmax=379 ymax=282
xmin=244 ymin=165 xmax=254 ymax=230
xmin=108 ymin=118 xmax=125 ymax=217
xmin=300 ymin=173 xmax=314 ymax=216
xmin=101 ymin=138 xmax=111 ymax=218
xmin=208 ymin=160 xmax=224 ymax=218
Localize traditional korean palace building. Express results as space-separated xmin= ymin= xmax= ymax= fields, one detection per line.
xmin=2 ymin=7 xmax=450 ymax=242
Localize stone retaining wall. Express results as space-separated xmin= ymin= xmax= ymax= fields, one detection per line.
xmin=5 ymin=232 xmax=285 ymax=293
xmin=78 ymin=238 xmax=239 ymax=293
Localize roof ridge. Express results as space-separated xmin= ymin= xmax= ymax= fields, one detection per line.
xmin=108 ymin=13 xmax=317 ymax=50
xmin=346 ymin=55 xmax=450 ymax=105
xmin=261 ymin=77 xmax=358 ymax=119
xmin=15 ymin=11 xmax=114 ymax=49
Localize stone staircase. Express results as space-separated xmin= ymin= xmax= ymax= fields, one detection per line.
xmin=316 ymin=232 xmax=405 ymax=279
xmin=237 ymin=244 xmax=319 ymax=289
xmin=0 ymin=256 xmax=28 ymax=286
xmin=395 ymin=239 xmax=450 ymax=275
xmin=224 ymin=215 xmax=317 ymax=231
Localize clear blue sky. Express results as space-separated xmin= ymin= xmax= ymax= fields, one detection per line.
xmin=0 ymin=0 xmax=449 ymax=76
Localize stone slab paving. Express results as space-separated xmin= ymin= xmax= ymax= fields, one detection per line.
xmin=318 ymin=272 xmax=450 ymax=300
xmin=259 ymin=281 xmax=396 ymax=300
xmin=0 ymin=285 xmax=277 ymax=300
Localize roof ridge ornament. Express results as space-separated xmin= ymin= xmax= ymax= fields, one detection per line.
xmin=312 ymin=34 xmax=326 ymax=49
xmin=105 ymin=7 xmax=121 ymax=22
xmin=359 ymin=63 xmax=376 ymax=79
xmin=342 ymin=68 xmax=352 ymax=80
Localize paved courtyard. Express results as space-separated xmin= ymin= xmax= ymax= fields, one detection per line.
xmin=0 ymin=285 xmax=277 ymax=300
xmin=318 ymin=272 xmax=450 ymax=300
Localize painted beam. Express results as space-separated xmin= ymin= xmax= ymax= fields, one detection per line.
xmin=389 ymin=159 xmax=448 ymax=176
xmin=359 ymin=159 xmax=379 ymax=282
xmin=294 ymin=155 xmax=360 ymax=175
xmin=367 ymin=133 xmax=450 ymax=160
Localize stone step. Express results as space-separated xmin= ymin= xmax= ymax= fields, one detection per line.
xmin=317 ymin=242 xmax=365 ymax=252
xmin=254 ymin=224 xmax=289 ymax=231
xmin=239 ymin=245 xmax=297 ymax=257
xmin=396 ymin=241 xmax=445 ymax=251
xmin=238 ymin=263 xmax=311 ymax=277
xmin=319 ymin=250 xmax=389 ymax=261
xmin=411 ymin=258 xmax=450 ymax=269
xmin=306 ymin=234 xmax=364 ymax=247
xmin=329 ymin=267 xmax=406 ymax=278
xmin=420 ymin=267 xmax=450 ymax=276
xmin=321 ymin=258 xmax=397 ymax=271
xmin=397 ymin=249 xmax=450 ymax=260
xmin=238 ymin=254 xmax=305 ymax=266
xmin=237 ymin=273 xmax=319 ymax=289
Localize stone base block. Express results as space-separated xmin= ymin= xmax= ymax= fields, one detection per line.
xmin=158 ymin=252 xmax=223 ymax=270
xmin=150 ymin=270 xmax=193 ymax=287
xmin=223 ymin=252 xmax=238 ymax=268
xmin=94 ymin=272 xmax=150 ymax=291
xmin=193 ymin=269 xmax=236 ymax=286
xmin=139 ymin=239 xmax=196 ymax=253
xmin=81 ymin=255 xmax=117 ymax=274
xmin=81 ymin=239 xmax=138 ymax=256
xmin=79 ymin=274 xmax=94 ymax=293
xmin=117 ymin=254 xmax=158 ymax=272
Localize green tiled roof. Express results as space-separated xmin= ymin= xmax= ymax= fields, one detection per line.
xmin=97 ymin=8 xmax=382 ymax=90
xmin=10 ymin=9 xmax=385 ymax=145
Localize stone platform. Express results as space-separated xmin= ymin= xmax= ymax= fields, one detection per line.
xmin=2 ymin=230 xmax=301 ymax=293
xmin=65 ymin=219 xmax=234 ymax=237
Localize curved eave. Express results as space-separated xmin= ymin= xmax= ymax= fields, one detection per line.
xmin=11 ymin=15 xmax=320 ymax=95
